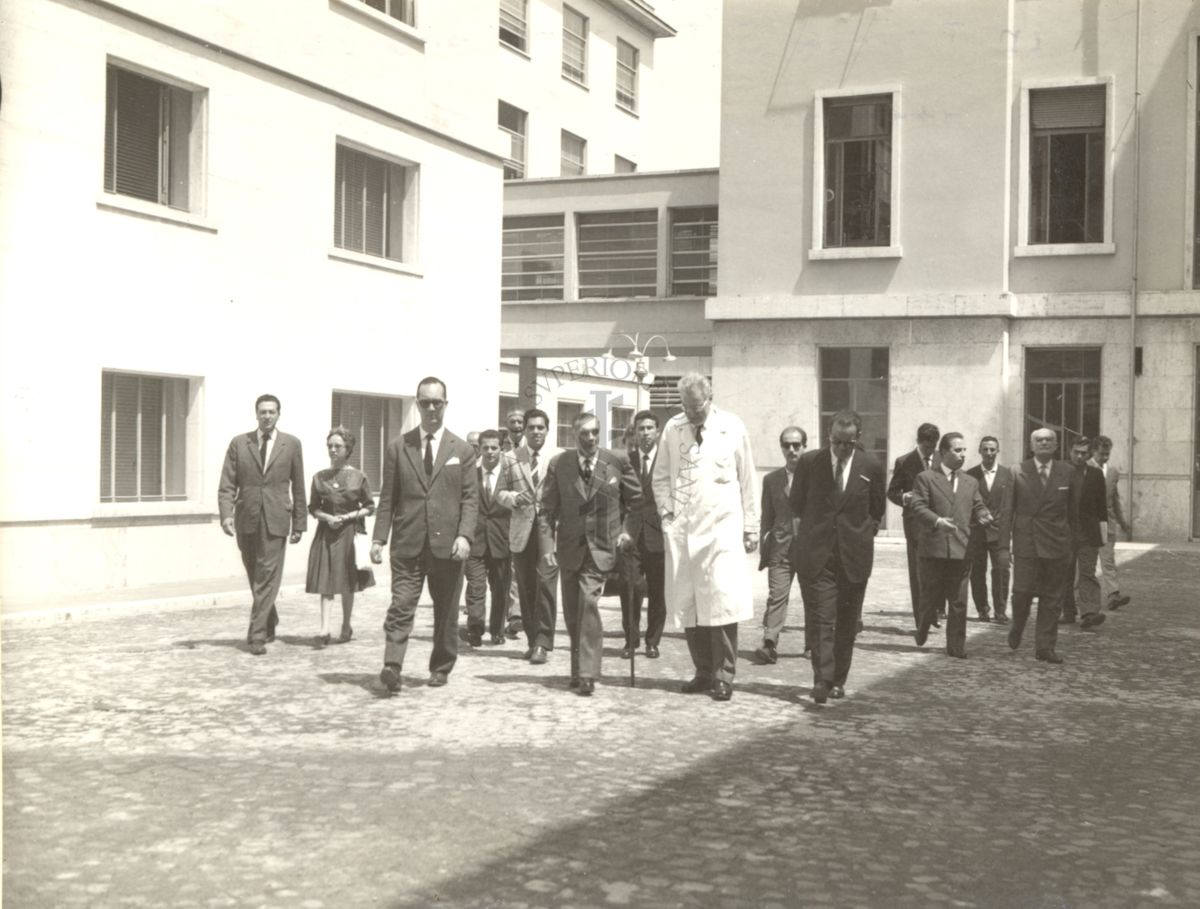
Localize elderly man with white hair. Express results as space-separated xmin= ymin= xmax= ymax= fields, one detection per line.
xmin=652 ymin=373 xmax=759 ymax=701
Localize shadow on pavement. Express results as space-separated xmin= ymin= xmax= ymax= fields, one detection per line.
xmin=172 ymin=637 xmax=248 ymax=651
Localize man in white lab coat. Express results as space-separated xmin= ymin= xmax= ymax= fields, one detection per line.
xmin=653 ymin=373 xmax=759 ymax=701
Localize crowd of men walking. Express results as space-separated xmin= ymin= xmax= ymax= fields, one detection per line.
xmin=218 ymin=373 xmax=1132 ymax=702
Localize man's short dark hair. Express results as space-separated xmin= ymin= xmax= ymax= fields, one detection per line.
xmin=830 ymin=411 xmax=861 ymax=436
xmin=780 ymin=425 xmax=808 ymax=446
xmin=574 ymin=411 xmax=599 ymax=431
xmin=980 ymin=435 xmax=999 ymax=448
xmin=1096 ymin=435 xmax=1113 ymax=450
xmin=524 ymin=408 xmax=549 ymax=427
xmin=1074 ymin=437 xmax=1097 ymax=454
xmin=416 ymin=376 xmax=447 ymax=399
xmin=917 ymin=423 xmax=940 ymax=444
xmin=479 ymin=429 xmax=501 ymax=444
xmin=255 ymin=394 xmax=280 ymax=411
xmin=938 ymin=432 xmax=964 ymax=453
xmin=633 ymin=409 xmax=659 ymax=428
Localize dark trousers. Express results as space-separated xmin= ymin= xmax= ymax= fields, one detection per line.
xmin=801 ymin=550 xmax=866 ymax=688
xmin=238 ymin=522 xmax=286 ymax=644
xmin=1063 ymin=543 xmax=1101 ymax=620
xmin=763 ymin=551 xmax=814 ymax=652
xmin=465 ymin=550 xmax=511 ymax=636
xmin=903 ymin=517 xmax=921 ymax=626
xmin=561 ymin=551 xmax=606 ymax=681
xmin=684 ymin=623 xmax=738 ymax=683
xmin=512 ymin=534 xmax=559 ymax=650
xmin=1011 ymin=555 xmax=1069 ymax=654
xmin=383 ymin=543 xmax=463 ymax=675
xmin=968 ymin=529 xmax=1010 ymax=617
xmin=620 ymin=537 xmax=666 ymax=648
xmin=918 ymin=556 xmax=971 ymax=655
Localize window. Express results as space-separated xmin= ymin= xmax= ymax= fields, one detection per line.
xmin=1024 ymin=348 xmax=1100 ymax=456
xmin=577 ymin=210 xmax=657 ymax=298
xmin=1194 ymin=42 xmax=1200 ymax=287
xmin=671 ymin=207 xmax=718 ymax=296
xmin=562 ymin=7 xmax=588 ymax=84
xmin=502 ymin=215 xmax=565 ymax=301
xmin=561 ymin=131 xmax=587 ymax=176
xmin=361 ymin=0 xmax=414 ymax=26
xmin=557 ymin=401 xmax=583 ymax=449
xmin=1029 ymin=85 xmax=1106 ymax=245
xmin=332 ymin=392 xmax=411 ymax=492
xmin=821 ymin=93 xmax=893 ymax=250
xmin=610 ymin=405 xmax=634 ymax=449
xmin=499 ymin=0 xmax=527 ymax=52
xmin=649 ymin=375 xmax=683 ymax=412
xmin=820 ymin=347 xmax=889 ymax=475
xmin=333 ymin=144 xmax=416 ymax=263
xmin=614 ymin=155 xmax=637 ymax=174
xmin=616 ymin=39 xmax=638 ymax=113
xmin=100 ymin=371 xmax=190 ymax=503
xmin=104 ymin=64 xmax=202 ymax=211
xmin=498 ymin=395 xmax=520 ymax=431
xmin=498 ymin=101 xmax=527 ymax=180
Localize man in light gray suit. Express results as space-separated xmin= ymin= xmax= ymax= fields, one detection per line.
xmin=1090 ymin=436 xmax=1132 ymax=610
xmin=218 ymin=394 xmax=307 ymax=655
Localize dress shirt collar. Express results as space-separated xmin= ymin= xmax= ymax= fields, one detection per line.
xmin=257 ymin=428 xmax=274 ymax=443
xmin=422 ymin=426 xmax=446 ymax=449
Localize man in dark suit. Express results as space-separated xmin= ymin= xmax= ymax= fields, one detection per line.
xmin=496 ymin=409 xmax=557 ymax=664
xmin=965 ymin=436 xmax=1013 ymax=623
xmin=910 ymin=433 xmax=994 ymax=658
xmin=539 ymin=413 xmax=642 ymax=695
xmin=621 ymin=410 xmax=665 ymax=659
xmin=465 ymin=430 xmax=512 ymax=647
xmin=218 ymin=394 xmax=307 ymax=656
xmin=1062 ymin=437 xmax=1108 ymax=631
xmin=370 ymin=376 xmax=478 ymax=691
xmin=888 ymin=422 xmax=941 ymax=628
xmin=1008 ymin=428 xmax=1078 ymax=664
xmin=791 ymin=410 xmax=886 ymax=703
xmin=756 ymin=425 xmax=809 ymax=664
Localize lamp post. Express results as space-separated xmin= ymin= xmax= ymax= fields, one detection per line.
xmin=605 ymin=332 xmax=676 ymax=412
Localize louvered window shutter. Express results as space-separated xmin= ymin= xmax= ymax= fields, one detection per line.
xmin=1030 ymin=85 xmax=1105 ymax=130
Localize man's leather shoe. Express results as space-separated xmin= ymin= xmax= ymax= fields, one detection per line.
xmin=1080 ymin=613 xmax=1106 ymax=630
xmin=506 ymin=620 xmax=523 ymax=639
xmin=830 ymin=685 xmax=845 ymax=699
xmin=1058 ymin=614 xmax=1076 ymax=625
xmin=753 ymin=641 xmax=778 ymax=664
xmin=1109 ymin=595 xmax=1131 ymax=610
xmin=681 ymin=675 xmax=712 ymax=694
xmin=248 ymin=642 xmax=267 ymax=656
xmin=1007 ymin=624 xmax=1023 ymax=650
xmin=1036 ymin=650 xmax=1064 ymax=664
xmin=914 ymin=624 xmax=929 ymax=647
xmin=977 ymin=612 xmax=991 ymax=622
xmin=577 ymin=678 xmax=595 ymax=696
xmin=467 ymin=629 xmax=483 ymax=647
xmin=428 ymin=671 xmax=448 ymax=687
xmin=947 ymin=648 xmax=967 ymax=659
xmin=712 ymin=680 xmax=733 ymax=701
xmin=490 ymin=633 xmax=505 ymax=645
xmin=931 ymin=617 xmax=941 ymax=629
xmin=811 ymin=682 xmax=829 ymax=704
xmin=994 ymin=613 xmax=1009 ymax=625
xmin=379 ymin=664 xmax=402 ymax=692
xmin=529 ymin=646 xmax=548 ymax=664
xmin=569 ymin=676 xmax=580 ymax=689
xmin=620 ymin=646 xmax=633 ymax=660
xmin=646 ymin=644 xmax=660 ymax=659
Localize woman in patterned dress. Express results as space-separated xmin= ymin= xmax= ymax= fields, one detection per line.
xmin=306 ymin=426 xmax=375 ymax=645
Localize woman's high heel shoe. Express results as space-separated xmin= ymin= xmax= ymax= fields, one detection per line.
xmin=336 ymin=626 xmax=353 ymax=644
xmin=315 ymin=633 xmax=331 ymax=648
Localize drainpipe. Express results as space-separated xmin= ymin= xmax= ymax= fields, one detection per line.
xmin=1127 ymin=0 xmax=1142 ymax=535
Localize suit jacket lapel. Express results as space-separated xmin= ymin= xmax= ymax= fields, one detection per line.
xmin=246 ymin=433 xmax=263 ymax=472
xmin=429 ymin=433 xmax=454 ymax=484
xmin=266 ymin=435 xmax=286 ymax=475
xmin=571 ymin=456 xmax=590 ymax=501
xmin=405 ymin=432 xmax=428 ymax=490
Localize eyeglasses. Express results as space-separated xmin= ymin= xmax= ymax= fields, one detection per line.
xmin=327 ymin=443 xmax=346 ymax=451
xmin=417 ymin=399 xmax=446 ymax=410
xmin=782 ymin=442 xmax=804 ymax=450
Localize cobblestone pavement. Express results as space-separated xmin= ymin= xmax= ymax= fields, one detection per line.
xmin=3 ymin=545 xmax=1199 ymax=908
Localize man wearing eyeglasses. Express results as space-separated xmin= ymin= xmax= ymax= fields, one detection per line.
xmin=755 ymin=426 xmax=810 ymax=665
xmin=371 ymin=376 xmax=478 ymax=692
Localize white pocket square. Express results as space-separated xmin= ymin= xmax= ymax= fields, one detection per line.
xmin=446 ymin=456 xmax=461 ymax=466
xmin=608 ymin=475 xmax=618 ymax=484
xmin=1056 ymin=485 xmax=1068 ymax=490
xmin=859 ymin=475 xmax=870 ymax=482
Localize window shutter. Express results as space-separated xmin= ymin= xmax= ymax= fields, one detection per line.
xmin=139 ymin=376 xmax=164 ymax=500
xmin=1030 ymin=85 xmax=1105 ymax=130
xmin=105 ymin=66 xmax=164 ymax=203
xmin=111 ymin=373 xmax=140 ymax=501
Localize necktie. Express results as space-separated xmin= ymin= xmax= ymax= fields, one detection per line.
xmin=259 ymin=432 xmax=269 ymax=470
xmin=924 ymin=454 xmax=932 ymax=470
xmin=531 ymin=451 xmax=539 ymax=487
xmin=785 ymin=472 xmax=792 ymax=496
xmin=581 ymin=458 xmax=593 ymax=484
xmin=1039 ymin=462 xmax=1050 ymax=485
xmin=642 ymin=456 xmax=651 ymax=485
xmin=836 ymin=457 xmax=846 ymax=492
xmin=695 ymin=424 xmax=704 ymax=447
xmin=950 ymin=469 xmax=958 ymax=493
xmin=424 ymin=434 xmax=434 ymax=476
xmin=484 ymin=470 xmax=493 ymax=501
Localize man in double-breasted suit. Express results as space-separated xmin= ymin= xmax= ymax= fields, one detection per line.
xmin=888 ymin=423 xmax=940 ymax=628
xmin=791 ymin=410 xmax=886 ymax=703
xmin=370 ymin=377 xmax=477 ymax=691
xmin=1007 ymin=428 xmax=1079 ymax=664
xmin=539 ymin=413 xmax=641 ymax=695
xmin=621 ymin=410 xmax=665 ymax=659
xmin=218 ymin=394 xmax=307 ymax=655
xmin=1062 ymin=437 xmax=1108 ymax=631
xmin=965 ymin=436 xmax=1014 ymax=623
xmin=496 ymin=408 xmax=558 ymax=664
xmin=466 ymin=430 xmax=512 ymax=647
xmin=756 ymin=426 xmax=809 ymax=664
xmin=910 ymin=433 xmax=994 ymax=658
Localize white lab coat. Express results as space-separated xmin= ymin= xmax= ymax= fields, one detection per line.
xmin=652 ymin=406 xmax=758 ymax=628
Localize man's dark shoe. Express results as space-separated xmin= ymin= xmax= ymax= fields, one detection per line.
xmin=620 ymin=646 xmax=633 ymax=660
xmin=490 ymin=633 xmax=505 ymax=646
xmin=914 ymin=624 xmax=929 ymax=647
xmin=1036 ymin=650 xmax=1064 ymax=664
xmin=811 ymin=682 xmax=829 ymax=704
xmin=379 ymin=664 xmax=402 ymax=692
xmin=681 ymin=675 xmax=712 ymax=694
xmin=645 ymin=644 xmax=660 ymax=659
xmin=248 ymin=642 xmax=267 ymax=656
xmin=506 ymin=620 xmax=523 ymax=639
xmin=265 ymin=632 xmax=276 ymax=644
xmin=428 ymin=671 xmax=448 ymax=687
xmin=1059 ymin=614 xmax=1077 ymax=625
xmin=753 ymin=641 xmax=778 ymax=665
xmin=930 ymin=616 xmax=941 ymax=629
xmin=830 ymin=685 xmax=845 ymax=699
xmin=467 ymin=629 xmax=483 ymax=647
xmin=1008 ymin=624 xmax=1023 ymax=650
xmin=1080 ymin=613 xmax=1106 ymax=630
xmin=977 ymin=611 xmax=991 ymax=622
xmin=947 ymin=648 xmax=967 ymax=659
xmin=569 ymin=676 xmax=580 ymax=689
xmin=529 ymin=645 xmax=548 ymax=665
xmin=712 ymin=680 xmax=733 ymax=701
xmin=577 ymin=679 xmax=595 ymax=696
xmin=993 ymin=613 xmax=1009 ymax=625
xmin=1109 ymin=595 xmax=1131 ymax=611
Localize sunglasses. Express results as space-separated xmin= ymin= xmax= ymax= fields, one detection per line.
xmin=782 ymin=442 xmax=804 ymax=450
